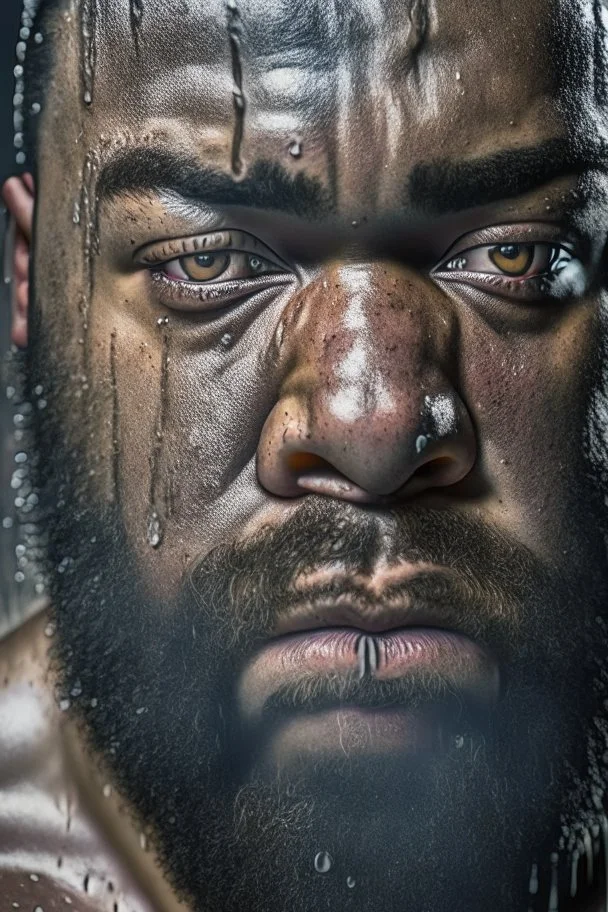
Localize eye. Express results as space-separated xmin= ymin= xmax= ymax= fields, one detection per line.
xmin=163 ymin=250 xmax=278 ymax=284
xmin=488 ymin=244 xmax=534 ymax=276
xmin=433 ymin=233 xmax=585 ymax=303
xmin=139 ymin=230 xmax=294 ymax=312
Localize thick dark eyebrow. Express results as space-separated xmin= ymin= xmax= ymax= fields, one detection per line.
xmin=407 ymin=137 xmax=608 ymax=215
xmin=97 ymin=147 xmax=334 ymax=220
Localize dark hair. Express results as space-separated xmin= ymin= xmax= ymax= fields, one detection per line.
xmin=18 ymin=0 xmax=64 ymax=170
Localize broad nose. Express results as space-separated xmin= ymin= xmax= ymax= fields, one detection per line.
xmin=257 ymin=264 xmax=476 ymax=503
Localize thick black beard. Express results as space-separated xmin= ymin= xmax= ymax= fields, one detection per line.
xmin=42 ymin=488 xmax=608 ymax=912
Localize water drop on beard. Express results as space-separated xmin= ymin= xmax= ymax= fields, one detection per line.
xmin=346 ymin=876 xmax=355 ymax=888
xmin=288 ymin=139 xmax=302 ymax=159
xmin=314 ymin=852 xmax=332 ymax=874
xmin=146 ymin=511 xmax=162 ymax=548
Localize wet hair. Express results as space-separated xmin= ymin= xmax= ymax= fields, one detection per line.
xmin=20 ymin=0 xmax=64 ymax=169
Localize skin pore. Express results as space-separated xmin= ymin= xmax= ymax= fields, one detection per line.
xmin=4 ymin=0 xmax=608 ymax=910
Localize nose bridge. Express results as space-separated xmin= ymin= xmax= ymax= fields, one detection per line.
xmin=287 ymin=263 xmax=452 ymax=425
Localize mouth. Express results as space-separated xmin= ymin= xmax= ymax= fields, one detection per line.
xmin=237 ymin=601 xmax=501 ymax=762
xmin=240 ymin=625 xmax=500 ymax=720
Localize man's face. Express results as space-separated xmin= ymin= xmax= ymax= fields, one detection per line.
xmin=30 ymin=0 xmax=608 ymax=908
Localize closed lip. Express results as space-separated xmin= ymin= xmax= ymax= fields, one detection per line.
xmin=239 ymin=625 xmax=501 ymax=723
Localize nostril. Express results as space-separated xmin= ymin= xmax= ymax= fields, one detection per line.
xmin=287 ymin=452 xmax=331 ymax=473
xmin=414 ymin=455 xmax=454 ymax=478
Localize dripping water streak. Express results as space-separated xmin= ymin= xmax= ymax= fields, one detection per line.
xmin=602 ymin=816 xmax=608 ymax=912
xmin=109 ymin=332 xmax=119 ymax=501
xmin=357 ymin=634 xmax=366 ymax=680
xmin=129 ymin=0 xmax=144 ymax=55
xmin=585 ymin=829 xmax=594 ymax=886
xmin=148 ymin=332 xmax=170 ymax=548
xmin=368 ymin=637 xmax=378 ymax=674
xmin=79 ymin=151 xmax=100 ymax=370
xmin=548 ymin=853 xmax=559 ymax=912
xmin=226 ymin=0 xmax=246 ymax=176
xmin=81 ymin=0 xmax=98 ymax=106
xmin=570 ymin=848 xmax=579 ymax=899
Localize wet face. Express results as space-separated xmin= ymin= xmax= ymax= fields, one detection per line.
xmin=29 ymin=0 xmax=608 ymax=909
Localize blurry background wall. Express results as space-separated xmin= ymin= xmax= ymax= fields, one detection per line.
xmin=0 ymin=0 xmax=41 ymax=636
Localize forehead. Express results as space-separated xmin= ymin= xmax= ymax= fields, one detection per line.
xmin=43 ymin=0 xmax=605 ymax=211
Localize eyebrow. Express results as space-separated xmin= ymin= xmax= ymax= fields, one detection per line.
xmin=407 ymin=137 xmax=608 ymax=215
xmin=97 ymin=147 xmax=334 ymax=220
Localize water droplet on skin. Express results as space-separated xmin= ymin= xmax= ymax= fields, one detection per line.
xmin=102 ymin=784 xmax=112 ymax=798
xmin=288 ymin=139 xmax=302 ymax=158
xmin=44 ymin=622 xmax=55 ymax=638
xmin=416 ymin=434 xmax=428 ymax=454
xmin=346 ymin=876 xmax=356 ymax=888
xmin=314 ymin=851 xmax=333 ymax=873
xmin=156 ymin=316 xmax=169 ymax=326
xmin=220 ymin=332 xmax=233 ymax=348
xmin=59 ymin=698 xmax=71 ymax=712
xmin=34 ymin=907 xmax=44 ymax=912
xmin=29 ymin=873 xmax=40 ymax=882
xmin=455 ymin=70 xmax=461 ymax=80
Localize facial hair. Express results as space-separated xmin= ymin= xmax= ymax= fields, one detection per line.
xmin=41 ymin=490 xmax=608 ymax=912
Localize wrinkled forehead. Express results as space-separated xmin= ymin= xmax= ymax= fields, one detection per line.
xmin=86 ymin=0 xmax=595 ymax=113
xmin=40 ymin=0 xmax=608 ymax=210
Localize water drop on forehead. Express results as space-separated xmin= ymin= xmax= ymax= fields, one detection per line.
xmin=314 ymin=851 xmax=332 ymax=873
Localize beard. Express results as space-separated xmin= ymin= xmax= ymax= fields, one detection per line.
xmin=37 ymin=475 xmax=608 ymax=912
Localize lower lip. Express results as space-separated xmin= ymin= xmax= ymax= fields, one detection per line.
xmin=239 ymin=627 xmax=500 ymax=723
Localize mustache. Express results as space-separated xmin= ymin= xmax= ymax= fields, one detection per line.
xmin=187 ymin=498 xmax=558 ymax=665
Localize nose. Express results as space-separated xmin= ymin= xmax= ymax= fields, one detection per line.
xmin=257 ymin=264 xmax=477 ymax=503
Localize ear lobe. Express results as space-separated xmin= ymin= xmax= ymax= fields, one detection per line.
xmin=2 ymin=174 xmax=35 ymax=349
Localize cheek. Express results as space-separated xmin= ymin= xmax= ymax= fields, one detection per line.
xmin=459 ymin=301 xmax=603 ymax=551
xmin=100 ymin=299 xmax=284 ymax=597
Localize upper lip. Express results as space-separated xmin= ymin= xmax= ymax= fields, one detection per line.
xmin=272 ymin=592 xmax=460 ymax=639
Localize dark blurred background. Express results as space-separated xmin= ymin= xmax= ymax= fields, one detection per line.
xmin=1 ymin=0 xmax=22 ymax=183
xmin=0 ymin=1 xmax=42 ymax=637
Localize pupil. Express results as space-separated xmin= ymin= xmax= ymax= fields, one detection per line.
xmin=497 ymin=245 xmax=521 ymax=260
xmin=194 ymin=254 xmax=216 ymax=268
xmin=249 ymin=256 xmax=263 ymax=272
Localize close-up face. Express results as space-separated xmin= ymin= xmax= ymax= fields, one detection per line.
xmin=19 ymin=0 xmax=608 ymax=909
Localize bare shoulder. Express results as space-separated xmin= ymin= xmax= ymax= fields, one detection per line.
xmin=0 ymin=608 xmax=157 ymax=910
xmin=0 ymin=604 xmax=59 ymax=781
xmin=0 ymin=602 xmax=54 ymax=685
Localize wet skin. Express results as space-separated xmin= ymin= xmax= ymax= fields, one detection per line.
xmin=38 ymin=0 xmax=608 ymax=748
xmin=5 ymin=0 xmax=608 ymax=909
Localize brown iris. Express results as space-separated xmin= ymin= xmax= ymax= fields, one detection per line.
xmin=489 ymin=244 xmax=535 ymax=276
xmin=180 ymin=252 xmax=230 ymax=281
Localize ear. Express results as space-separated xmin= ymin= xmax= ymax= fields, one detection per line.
xmin=2 ymin=174 xmax=35 ymax=349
